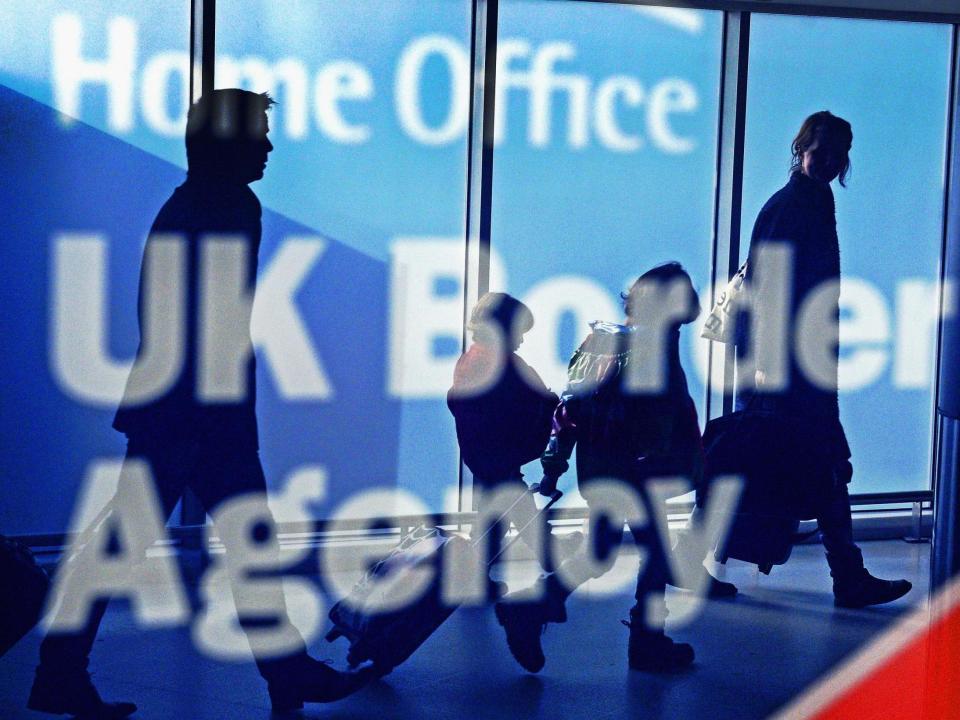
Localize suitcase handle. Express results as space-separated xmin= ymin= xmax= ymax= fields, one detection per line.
xmin=483 ymin=485 xmax=564 ymax=567
xmin=528 ymin=482 xmax=563 ymax=504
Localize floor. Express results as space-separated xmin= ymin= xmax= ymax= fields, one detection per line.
xmin=0 ymin=539 xmax=928 ymax=720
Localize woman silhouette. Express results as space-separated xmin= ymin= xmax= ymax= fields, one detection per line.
xmin=738 ymin=110 xmax=911 ymax=608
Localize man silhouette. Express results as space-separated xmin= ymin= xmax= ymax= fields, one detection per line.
xmin=28 ymin=89 xmax=373 ymax=719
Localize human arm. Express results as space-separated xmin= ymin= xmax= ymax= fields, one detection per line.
xmin=539 ymin=399 xmax=578 ymax=496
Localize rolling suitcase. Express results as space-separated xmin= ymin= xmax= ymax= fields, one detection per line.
xmin=325 ymin=484 xmax=563 ymax=673
xmin=703 ymin=412 xmax=809 ymax=574
xmin=714 ymin=511 xmax=801 ymax=575
xmin=0 ymin=534 xmax=50 ymax=657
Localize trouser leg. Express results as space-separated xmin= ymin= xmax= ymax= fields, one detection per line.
xmin=508 ymin=482 xmax=542 ymax=559
xmin=816 ymin=474 xmax=864 ymax=582
xmin=38 ymin=443 xmax=184 ymax=675
xmin=627 ymin=490 xmax=670 ymax=633
xmin=543 ymin=500 xmax=626 ymax=617
xmin=190 ymin=445 xmax=310 ymax=684
xmin=472 ymin=476 xmax=541 ymax=562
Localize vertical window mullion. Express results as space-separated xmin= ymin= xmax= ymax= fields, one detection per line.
xmin=459 ymin=0 xmax=500 ymax=514
xmin=706 ymin=10 xmax=750 ymax=421
xmin=932 ymin=23 xmax=960 ymax=592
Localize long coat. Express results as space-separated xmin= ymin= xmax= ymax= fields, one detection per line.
xmin=736 ymin=171 xmax=851 ymax=472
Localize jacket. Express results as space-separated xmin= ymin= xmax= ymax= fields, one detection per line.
xmin=447 ymin=343 xmax=558 ymax=483
xmin=736 ymin=171 xmax=850 ymax=467
xmin=112 ymin=173 xmax=262 ymax=448
xmin=540 ymin=321 xmax=703 ymax=488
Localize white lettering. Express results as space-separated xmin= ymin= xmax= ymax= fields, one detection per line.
xmin=389 ymin=238 xmax=506 ymax=398
xmin=395 ymin=35 xmax=469 ymax=146
xmin=44 ymin=459 xmax=189 ymax=632
xmin=894 ymin=280 xmax=940 ymax=389
xmin=594 ymin=75 xmax=644 ymax=152
xmin=219 ymin=56 xmax=310 ymax=140
xmin=314 ymin=61 xmax=374 ymax=143
xmin=52 ymin=14 xmax=136 ymax=131
xmin=838 ymin=278 xmax=890 ymax=392
xmin=520 ymin=276 xmax=620 ymax=392
xmin=320 ymin=489 xmax=434 ymax=613
xmin=52 ymin=235 xmax=186 ymax=406
xmin=647 ymin=78 xmax=697 ymax=154
xmin=199 ymin=237 xmax=256 ymax=402
xmin=194 ymin=493 xmax=321 ymax=660
xmin=141 ymin=51 xmax=190 ymax=137
xmin=251 ymin=238 xmax=333 ymax=400
xmin=529 ymin=43 xmax=590 ymax=149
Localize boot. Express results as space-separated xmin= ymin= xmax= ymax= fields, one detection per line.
xmin=494 ymin=573 xmax=567 ymax=673
xmin=671 ymin=528 xmax=737 ymax=598
xmin=669 ymin=565 xmax=738 ymax=599
xmin=833 ymin=569 xmax=912 ymax=609
xmin=265 ymin=656 xmax=377 ymax=712
xmin=27 ymin=666 xmax=136 ymax=720
xmin=623 ymin=619 xmax=695 ymax=673
xmin=494 ymin=602 xmax=550 ymax=673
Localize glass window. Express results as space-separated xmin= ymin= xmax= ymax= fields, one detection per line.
xmin=214 ymin=0 xmax=473 ymax=516
xmin=488 ymin=1 xmax=723 ymax=506
xmin=741 ymin=14 xmax=951 ymax=494
xmin=0 ymin=1 xmax=191 ymax=535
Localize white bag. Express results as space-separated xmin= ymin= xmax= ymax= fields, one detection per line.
xmin=701 ymin=260 xmax=748 ymax=344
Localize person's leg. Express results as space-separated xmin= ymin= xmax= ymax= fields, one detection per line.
xmin=495 ymin=492 xmax=625 ymax=673
xmin=191 ymin=445 xmax=373 ymax=709
xmin=31 ymin=439 xmax=185 ymax=718
xmin=817 ymin=476 xmax=864 ymax=580
xmin=622 ymin=491 xmax=694 ymax=671
xmin=470 ymin=476 xmax=528 ymax=599
xmin=817 ymin=469 xmax=912 ymax=608
xmin=671 ymin=503 xmax=738 ymax=598
xmin=496 ymin=476 xmax=584 ymax=576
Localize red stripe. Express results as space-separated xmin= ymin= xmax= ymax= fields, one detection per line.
xmin=808 ymin=601 xmax=960 ymax=720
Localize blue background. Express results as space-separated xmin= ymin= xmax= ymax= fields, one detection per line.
xmin=0 ymin=1 xmax=951 ymax=533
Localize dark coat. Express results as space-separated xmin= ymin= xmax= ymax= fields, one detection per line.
xmin=541 ymin=322 xmax=703 ymax=489
xmin=736 ymin=171 xmax=850 ymax=469
xmin=447 ymin=343 xmax=558 ymax=484
xmin=113 ymin=174 xmax=261 ymax=448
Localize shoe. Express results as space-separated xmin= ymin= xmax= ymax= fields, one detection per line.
xmin=27 ymin=668 xmax=137 ymax=719
xmin=623 ymin=620 xmax=695 ymax=673
xmin=266 ymin=657 xmax=377 ymax=712
xmin=487 ymin=578 xmax=509 ymax=601
xmin=671 ymin=530 xmax=737 ymax=599
xmin=834 ymin=570 xmax=912 ymax=609
xmin=494 ymin=601 xmax=548 ymax=673
xmin=670 ymin=567 xmax=738 ymax=599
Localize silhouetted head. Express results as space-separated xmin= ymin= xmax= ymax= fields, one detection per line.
xmin=185 ymin=89 xmax=275 ymax=183
xmin=623 ymin=262 xmax=701 ymax=327
xmin=790 ymin=111 xmax=853 ymax=187
xmin=468 ymin=293 xmax=534 ymax=351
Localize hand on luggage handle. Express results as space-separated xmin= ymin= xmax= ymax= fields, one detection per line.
xmin=528 ymin=481 xmax=563 ymax=505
